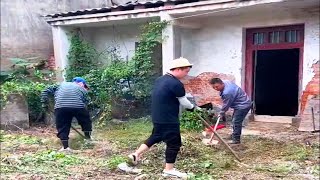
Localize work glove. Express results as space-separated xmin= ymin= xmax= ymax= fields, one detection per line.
xmin=186 ymin=106 xmax=203 ymax=112
xmin=218 ymin=113 xmax=225 ymax=119
xmin=195 ymin=106 xmax=203 ymax=112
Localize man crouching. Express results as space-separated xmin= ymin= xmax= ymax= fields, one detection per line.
xmin=41 ymin=77 xmax=92 ymax=152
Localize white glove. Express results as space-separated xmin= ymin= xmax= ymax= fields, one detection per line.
xmin=195 ymin=106 xmax=203 ymax=111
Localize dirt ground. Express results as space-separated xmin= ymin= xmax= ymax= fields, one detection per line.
xmin=221 ymin=121 xmax=319 ymax=144
xmin=1 ymin=119 xmax=319 ymax=180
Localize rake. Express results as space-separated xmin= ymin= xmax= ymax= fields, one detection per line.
xmin=196 ymin=112 xmax=241 ymax=162
xmin=36 ymin=108 xmax=101 ymax=139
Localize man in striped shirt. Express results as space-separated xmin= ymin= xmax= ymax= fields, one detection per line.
xmin=41 ymin=77 xmax=92 ymax=152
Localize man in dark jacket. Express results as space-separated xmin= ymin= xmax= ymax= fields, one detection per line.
xmin=209 ymin=78 xmax=252 ymax=144
xmin=128 ymin=57 xmax=199 ymax=178
xmin=41 ymin=77 xmax=92 ymax=152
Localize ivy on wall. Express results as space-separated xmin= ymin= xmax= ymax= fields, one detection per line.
xmin=65 ymin=33 xmax=99 ymax=81
xmin=130 ymin=20 xmax=169 ymax=99
xmin=65 ymin=20 xmax=169 ymax=122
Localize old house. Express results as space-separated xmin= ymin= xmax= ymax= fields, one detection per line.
xmin=44 ymin=0 xmax=319 ymax=131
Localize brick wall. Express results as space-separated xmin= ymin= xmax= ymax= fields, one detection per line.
xmin=300 ymin=61 xmax=320 ymax=114
xmin=47 ymin=55 xmax=56 ymax=70
xmin=298 ymin=95 xmax=320 ymax=131
xmin=182 ymin=62 xmax=319 ymax=122
xmin=182 ymin=72 xmax=235 ymax=106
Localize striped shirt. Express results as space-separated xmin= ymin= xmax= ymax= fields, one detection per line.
xmin=41 ymin=82 xmax=89 ymax=109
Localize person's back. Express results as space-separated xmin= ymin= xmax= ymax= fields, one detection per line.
xmin=54 ymin=82 xmax=88 ymax=109
xmin=152 ymin=74 xmax=183 ymax=124
xmin=41 ymin=77 xmax=92 ymax=152
xmin=222 ymin=80 xmax=251 ymax=110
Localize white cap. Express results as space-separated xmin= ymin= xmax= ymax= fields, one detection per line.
xmin=169 ymin=57 xmax=193 ymax=70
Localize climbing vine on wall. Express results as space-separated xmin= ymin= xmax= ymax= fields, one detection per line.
xmin=130 ymin=20 xmax=169 ymax=99
xmin=66 ymin=21 xmax=168 ymax=122
xmin=65 ymin=33 xmax=99 ymax=81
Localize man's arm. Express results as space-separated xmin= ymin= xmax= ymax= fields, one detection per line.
xmin=220 ymin=94 xmax=234 ymax=116
xmin=169 ymin=82 xmax=195 ymax=110
xmin=40 ymin=84 xmax=59 ymax=106
xmin=82 ymin=90 xmax=90 ymax=105
xmin=177 ymin=96 xmax=194 ymax=109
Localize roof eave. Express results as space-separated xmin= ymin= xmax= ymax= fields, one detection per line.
xmin=46 ymin=0 xmax=285 ymax=26
xmin=45 ymin=0 xmax=237 ymax=24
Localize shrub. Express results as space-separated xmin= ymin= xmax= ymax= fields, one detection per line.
xmin=0 ymin=58 xmax=55 ymax=122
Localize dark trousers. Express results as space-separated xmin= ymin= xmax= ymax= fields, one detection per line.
xmin=232 ymin=107 xmax=251 ymax=142
xmin=55 ymin=108 xmax=92 ymax=141
xmin=144 ymin=123 xmax=182 ymax=164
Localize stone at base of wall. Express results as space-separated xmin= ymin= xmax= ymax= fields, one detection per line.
xmin=298 ymin=95 xmax=320 ymax=132
xmin=292 ymin=117 xmax=301 ymax=128
xmin=247 ymin=113 xmax=255 ymax=122
xmin=1 ymin=121 xmax=29 ymax=131
xmin=0 ymin=94 xmax=29 ymax=131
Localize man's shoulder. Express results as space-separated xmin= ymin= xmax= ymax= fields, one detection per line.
xmin=223 ymin=80 xmax=233 ymax=85
xmin=60 ymin=82 xmax=82 ymax=89
xmin=157 ymin=74 xmax=181 ymax=85
xmin=222 ymin=81 xmax=236 ymax=96
xmin=224 ymin=80 xmax=240 ymax=89
xmin=155 ymin=75 xmax=166 ymax=82
xmin=60 ymin=82 xmax=72 ymax=85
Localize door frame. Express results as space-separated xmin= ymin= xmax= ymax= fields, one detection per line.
xmin=245 ymin=24 xmax=304 ymax=114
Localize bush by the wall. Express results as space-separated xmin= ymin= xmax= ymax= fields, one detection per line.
xmin=72 ymin=21 xmax=168 ymax=123
xmin=1 ymin=81 xmax=49 ymax=121
xmin=65 ymin=33 xmax=99 ymax=81
xmin=0 ymin=58 xmax=55 ymax=122
xmin=180 ymin=111 xmax=205 ymax=131
xmin=180 ymin=110 xmax=219 ymax=132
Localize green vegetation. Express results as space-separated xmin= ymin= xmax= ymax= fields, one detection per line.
xmin=1 ymin=120 xmax=319 ymax=179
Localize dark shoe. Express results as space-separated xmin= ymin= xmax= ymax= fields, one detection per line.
xmin=227 ymin=140 xmax=241 ymax=144
xmin=226 ymin=135 xmax=233 ymax=140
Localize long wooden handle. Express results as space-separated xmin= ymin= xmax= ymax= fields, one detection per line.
xmin=71 ymin=125 xmax=86 ymax=138
xmin=311 ymin=107 xmax=316 ymax=131
xmin=196 ymin=113 xmax=241 ymax=162
xmin=209 ymin=117 xmax=221 ymax=143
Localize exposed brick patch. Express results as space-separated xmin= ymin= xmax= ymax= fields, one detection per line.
xmin=182 ymin=72 xmax=235 ymax=106
xmin=47 ymin=55 xmax=56 ymax=70
xmin=298 ymin=95 xmax=320 ymax=132
xmin=300 ymin=61 xmax=320 ymax=114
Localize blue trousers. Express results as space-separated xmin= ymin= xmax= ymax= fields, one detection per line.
xmin=231 ymin=108 xmax=251 ymax=141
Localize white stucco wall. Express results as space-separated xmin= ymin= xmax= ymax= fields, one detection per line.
xmin=181 ymin=28 xmax=198 ymax=65
xmin=81 ymin=24 xmax=143 ymax=62
xmin=52 ymin=26 xmax=71 ymax=81
xmin=180 ymin=7 xmax=320 ymax=90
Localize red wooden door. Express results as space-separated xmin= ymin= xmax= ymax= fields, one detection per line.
xmin=245 ymin=24 xmax=304 ymax=101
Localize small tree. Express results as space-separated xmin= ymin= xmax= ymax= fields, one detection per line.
xmin=65 ymin=34 xmax=99 ymax=81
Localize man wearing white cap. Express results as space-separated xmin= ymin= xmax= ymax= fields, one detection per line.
xmin=128 ymin=57 xmax=199 ymax=178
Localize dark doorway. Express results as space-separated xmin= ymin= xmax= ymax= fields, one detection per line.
xmin=254 ymin=48 xmax=300 ymax=116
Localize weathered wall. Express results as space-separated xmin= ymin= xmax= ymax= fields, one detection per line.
xmin=0 ymin=0 xmax=137 ymax=71
xmin=0 ymin=94 xmax=29 ymax=130
xmin=80 ymin=24 xmax=143 ymax=62
xmin=301 ymin=61 xmax=320 ymax=113
xmin=180 ymin=6 xmax=320 ymax=109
